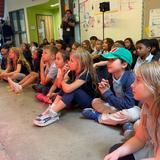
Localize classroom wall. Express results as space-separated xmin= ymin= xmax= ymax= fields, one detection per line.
xmin=5 ymin=0 xmax=48 ymax=11
xmin=143 ymin=0 xmax=160 ymax=39
xmin=79 ymin=0 xmax=143 ymax=42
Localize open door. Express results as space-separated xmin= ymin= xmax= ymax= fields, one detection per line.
xmin=36 ymin=15 xmax=54 ymax=44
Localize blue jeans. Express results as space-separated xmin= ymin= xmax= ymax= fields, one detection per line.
xmin=60 ymin=89 xmax=93 ymax=108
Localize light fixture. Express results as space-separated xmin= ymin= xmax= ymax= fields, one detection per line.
xmin=50 ymin=3 xmax=59 ymax=7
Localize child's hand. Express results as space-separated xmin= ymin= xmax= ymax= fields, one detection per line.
xmin=104 ymin=151 xmax=119 ymax=160
xmin=47 ymin=92 xmax=52 ymax=98
xmin=47 ymin=92 xmax=58 ymax=98
xmin=40 ymin=58 xmax=46 ymax=68
xmin=62 ymin=64 xmax=70 ymax=74
xmin=98 ymin=79 xmax=110 ymax=94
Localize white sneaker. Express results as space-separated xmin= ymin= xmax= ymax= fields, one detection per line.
xmin=7 ymin=77 xmax=15 ymax=91
xmin=33 ymin=108 xmax=59 ymax=127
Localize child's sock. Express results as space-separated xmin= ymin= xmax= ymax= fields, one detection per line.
xmin=37 ymin=103 xmax=56 ymax=119
xmin=7 ymin=77 xmax=16 ymax=91
xmin=13 ymin=83 xmax=22 ymax=93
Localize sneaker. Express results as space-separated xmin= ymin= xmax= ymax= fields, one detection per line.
xmin=123 ymin=122 xmax=133 ymax=131
xmin=33 ymin=109 xmax=59 ymax=127
xmin=123 ymin=122 xmax=134 ymax=140
xmin=36 ymin=93 xmax=45 ymax=102
xmin=36 ymin=104 xmax=54 ymax=119
xmin=82 ymin=108 xmax=100 ymax=122
xmin=36 ymin=93 xmax=52 ymax=104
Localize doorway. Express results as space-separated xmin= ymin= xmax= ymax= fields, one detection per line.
xmin=36 ymin=15 xmax=54 ymax=44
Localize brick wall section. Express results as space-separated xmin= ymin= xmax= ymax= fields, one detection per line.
xmin=0 ymin=0 xmax=4 ymax=17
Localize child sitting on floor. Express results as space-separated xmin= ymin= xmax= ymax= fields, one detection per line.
xmin=33 ymin=47 xmax=98 ymax=127
xmin=104 ymin=61 xmax=160 ymax=160
xmin=82 ymin=48 xmax=140 ymax=137
xmin=8 ymin=48 xmax=43 ymax=93
xmin=36 ymin=50 xmax=69 ymax=104
xmin=32 ymin=46 xmax=58 ymax=95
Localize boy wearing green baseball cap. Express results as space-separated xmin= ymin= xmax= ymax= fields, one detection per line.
xmin=82 ymin=48 xmax=140 ymax=137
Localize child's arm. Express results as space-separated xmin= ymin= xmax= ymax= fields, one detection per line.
xmin=3 ymin=63 xmax=21 ymax=76
xmin=100 ymin=75 xmax=135 ymax=110
xmin=93 ymin=61 xmax=108 ymax=68
xmin=104 ymin=136 xmax=146 ymax=160
xmin=61 ymin=79 xmax=85 ymax=93
xmin=40 ymin=58 xmax=46 ymax=85
xmin=47 ymin=79 xmax=57 ymax=98
xmin=0 ymin=61 xmax=12 ymax=77
xmin=40 ymin=59 xmax=57 ymax=85
xmin=104 ymin=118 xmax=147 ymax=160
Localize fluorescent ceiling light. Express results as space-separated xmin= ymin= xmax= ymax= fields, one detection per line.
xmin=50 ymin=3 xmax=59 ymax=7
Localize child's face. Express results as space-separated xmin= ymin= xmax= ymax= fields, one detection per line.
xmin=90 ymin=39 xmax=96 ymax=46
xmin=32 ymin=51 xmax=38 ymax=60
xmin=1 ymin=48 xmax=8 ymax=58
xmin=66 ymin=47 xmax=71 ymax=52
xmin=96 ymin=42 xmax=102 ymax=51
xmin=55 ymin=52 xmax=65 ymax=68
xmin=131 ymin=74 xmax=153 ymax=101
xmin=82 ymin=42 xmax=88 ymax=50
xmin=55 ymin=43 xmax=62 ymax=50
xmin=9 ymin=50 xmax=15 ymax=59
xmin=136 ymin=43 xmax=151 ymax=57
xmin=71 ymin=44 xmax=77 ymax=52
xmin=103 ymin=40 xmax=109 ymax=51
xmin=107 ymin=59 xmax=125 ymax=74
xmin=68 ymin=54 xmax=79 ymax=71
xmin=124 ymin=40 xmax=131 ymax=48
xmin=42 ymin=49 xmax=54 ymax=63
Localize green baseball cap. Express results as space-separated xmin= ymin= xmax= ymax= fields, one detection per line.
xmin=101 ymin=48 xmax=133 ymax=65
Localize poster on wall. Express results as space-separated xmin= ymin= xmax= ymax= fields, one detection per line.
xmin=149 ymin=8 xmax=160 ymax=37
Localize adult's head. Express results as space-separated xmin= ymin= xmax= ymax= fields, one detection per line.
xmin=65 ymin=9 xmax=73 ymax=18
xmin=1 ymin=44 xmax=10 ymax=59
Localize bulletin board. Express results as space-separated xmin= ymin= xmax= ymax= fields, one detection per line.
xmin=149 ymin=9 xmax=160 ymax=37
xmin=143 ymin=0 xmax=160 ymax=38
xmin=79 ymin=0 xmax=143 ymax=42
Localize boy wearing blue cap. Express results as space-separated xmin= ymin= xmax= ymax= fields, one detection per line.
xmin=82 ymin=48 xmax=140 ymax=137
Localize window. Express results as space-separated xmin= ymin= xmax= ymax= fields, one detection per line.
xmin=9 ymin=9 xmax=27 ymax=46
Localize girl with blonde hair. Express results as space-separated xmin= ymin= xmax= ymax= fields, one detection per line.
xmin=34 ymin=47 xmax=98 ymax=127
xmin=104 ymin=61 xmax=160 ymax=160
xmin=0 ymin=47 xmax=31 ymax=82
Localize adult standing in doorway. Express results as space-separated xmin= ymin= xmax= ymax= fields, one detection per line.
xmin=61 ymin=9 xmax=75 ymax=45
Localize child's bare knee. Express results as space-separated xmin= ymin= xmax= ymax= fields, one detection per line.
xmin=92 ymin=98 xmax=101 ymax=108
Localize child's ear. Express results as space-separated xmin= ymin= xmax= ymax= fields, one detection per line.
xmin=122 ymin=62 xmax=128 ymax=68
xmin=147 ymin=46 xmax=151 ymax=52
xmin=51 ymin=54 xmax=56 ymax=60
